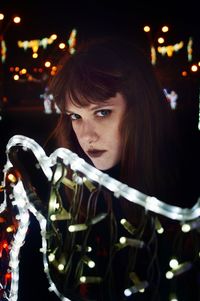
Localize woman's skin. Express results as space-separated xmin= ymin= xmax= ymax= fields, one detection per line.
xmin=66 ymin=92 xmax=127 ymax=170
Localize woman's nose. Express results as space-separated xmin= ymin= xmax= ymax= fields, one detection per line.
xmin=80 ymin=121 xmax=98 ymax=143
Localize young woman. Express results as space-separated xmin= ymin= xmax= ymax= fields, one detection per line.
xmin=50 ymin=37 xmax=178 ymax=197
xmin=47 ymin=37 xmax=185 ymax=301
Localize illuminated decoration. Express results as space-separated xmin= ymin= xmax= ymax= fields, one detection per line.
xmin=0 ymin=37 xmax=6 ymax=63
xmin=68 ymin=28 xmax=77 ymax=54
xmin=17 ymin=34 xmax=57 ymax=55
xmin=0 ymin=135 xmax=199 ymax=300
xmin=191 ymin=64 xmax=198 ymax=72
xmin=151 ymin=45 xmax=156 ymax=65
xmin=40 ymin=86 xmax=61 ymax=114
xmin=163 ymin=88 xmax=178 ymax=110
xmin=166 ymin=261 xmax=192 ymax=279
xmin=187 ymin=37 xmax=193 ymax=61
xmin=157 ymin=41 xmax=184 ymax=57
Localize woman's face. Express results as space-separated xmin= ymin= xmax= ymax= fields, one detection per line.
xmin=66 ymin=92 xmax=127 ymax=170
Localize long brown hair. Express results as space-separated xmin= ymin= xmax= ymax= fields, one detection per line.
xmin=49 ymin=37 xmax=176 ymax=200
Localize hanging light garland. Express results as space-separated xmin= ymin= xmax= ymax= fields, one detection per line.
xmin=157 ymin=41 xmax=184 ymax=57
xmin=17 ymin=34 xmax=57 ymax=55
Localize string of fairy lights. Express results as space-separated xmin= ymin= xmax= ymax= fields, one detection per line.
xmin=0 ymin=135 xmax=199 ymax=300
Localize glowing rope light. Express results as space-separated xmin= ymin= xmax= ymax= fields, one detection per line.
xmin=2 ymin=134 xmax=200 ymax=301
xmin=5 ymin=135 xmax=200 ymax=222
xmin=8 ymin=181 xmax=30 ymax=301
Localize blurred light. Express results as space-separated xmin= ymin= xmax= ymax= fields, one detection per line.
xmin=158 ymin=37 xmax=165 ymax=44
xmin=13 ymin=16 xmax=21 ymax=24
xmin=166 ymin=271 xmax=173 ymax=279
xmin=48 ymin=253 xmax=55 ymax=262
xmin=15 ymin=66 xmax=19 ymax=72
xmin=181 ymin=223 xmax=191 ymax=232
xmin=191 ymin=64 xmax=198 ymax=72
xmin=0 ymin=13 xmax=4 ymax=20
xmin=59 ymin=43 xmax=66 ymax=49
xmin=162 ymin=26 xmax=169 ymax=32
xmin=51 ymin=70 xmax=56 ymax=76
xmin=169 ymin=258 xmax=179 ymax=269
xmin=20 ymin=68 xmax=27 ymax=75
xmin=181 ymin=71 xmax=188 ymax=77
xmin=7 ymin=173 xmax=17 ymax=183
xmin=2 ymin=241 xmax=8 ymax=249
xmin=58 ymin=263 xmax=64 ymax=271
xmin=32 ymin=53 xmax=38 ymax=59
xmin=5 ymin=273 xmax=11 ymax=280
xmin=6 ymin=226 xmax=15 ymax=232
xmin=44 ymin=61 xmax=51 ymax=68
xmin=13 ymin=74 xmax=19 ymax=81
xmin=143 ymin=25 xmax=151 ymax=32
xmin=50 ymin=34 xmax=57 ymax=40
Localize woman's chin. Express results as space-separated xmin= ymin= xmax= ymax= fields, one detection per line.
xmin=93 ymin=161 xmax=115 ymax=171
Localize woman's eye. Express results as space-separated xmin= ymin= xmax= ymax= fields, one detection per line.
xmin=68 ymin=113 xmax=81 ymax=120
xmin=96 ymin=109 xmax=111 ymax=117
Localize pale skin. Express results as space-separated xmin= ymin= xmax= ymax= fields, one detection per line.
xmin=66 ymin=92 xmax=127 ymax=170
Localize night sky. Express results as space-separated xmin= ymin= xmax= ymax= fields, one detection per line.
xmin=1 ymin=0 xmax=200 ymax=47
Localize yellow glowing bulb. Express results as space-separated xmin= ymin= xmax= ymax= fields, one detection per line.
xmin=7 ymin=173 xmax=17 ymax=183
xmin=162 ymin=26 xmax=169 ymax=33
xmin=13 ymin=16 xmax=21 ymax=24
xmin=143 ymin=25 xmax=150 ymax=32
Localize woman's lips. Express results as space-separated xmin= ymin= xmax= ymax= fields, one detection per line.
xmin=87 ymin=150 xmax=106 ymax=158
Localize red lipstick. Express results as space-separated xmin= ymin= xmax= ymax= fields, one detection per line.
xmin=87 ymin=150 xmax=106 ymax=158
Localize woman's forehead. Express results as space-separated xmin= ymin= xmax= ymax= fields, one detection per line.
xmin=66 ymin=92 xmax=126 ymax=111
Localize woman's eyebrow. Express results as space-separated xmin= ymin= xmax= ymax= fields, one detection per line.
xmin=65 ymin=102 xmax=114 ymax=113
xmin=90 ymin=103 xmax=114 ymax=111
xmin=65 ymin=109 xmax=74 ymax=113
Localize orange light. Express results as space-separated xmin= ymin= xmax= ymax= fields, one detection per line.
xmin=181 ymin=71 xmax=188 ymax=77
xmin=2 ymin=241 xmax=8 ymax=249
xmin=5 ymin=272 xmax=11 ymax=280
